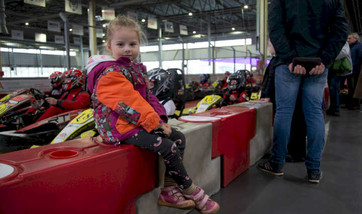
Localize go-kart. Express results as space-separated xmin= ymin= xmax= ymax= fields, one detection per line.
xmin=50 ymin=108 xmax=97 ymax=144
xmin=175 ymin=94 xmax=223 ymax=116
xmin=0 ymin=88 xmax=48 ymax=131
xmin=235 ymin=69 xmax=261 ymax=101
xmin=0 ymin=109 xmax=85 ymax=153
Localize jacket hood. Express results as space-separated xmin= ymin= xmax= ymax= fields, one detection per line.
xmin=86 ymin=55 xmax=145 ymax=94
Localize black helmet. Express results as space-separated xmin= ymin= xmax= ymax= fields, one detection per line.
xmin=148 ymin=68 xmax=172 ymax=100
xmin=227 ymin=73 xmax=246 ymax=90
xmin=200 ymin=74 xmax=210 ymax=84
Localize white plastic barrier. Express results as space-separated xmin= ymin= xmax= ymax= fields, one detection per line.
xmin=136 ymin=119 xmax=221 ymax=214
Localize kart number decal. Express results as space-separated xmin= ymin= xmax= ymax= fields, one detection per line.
xmin=72 ymin=109 xmax=94 ymax=124
xmin=204 ymin=96 xmax=218 ymax=103
xmin=0 ymin=104 xmax=10 ymax=114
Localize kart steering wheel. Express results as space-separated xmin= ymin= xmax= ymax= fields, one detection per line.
xmin=30 ymin=88 xmax=46 ymax=100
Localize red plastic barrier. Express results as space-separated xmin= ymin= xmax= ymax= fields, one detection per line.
xmin=180 ymin=106 xmax=256 ymax=187
xmin=0 ymin=137 xmax=157 ymax=214
xmin=324 ymin=86 xmax=329 ymax=109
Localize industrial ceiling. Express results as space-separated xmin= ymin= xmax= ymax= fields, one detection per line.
xmin=1 ymin=0 xmax=361 ymax=49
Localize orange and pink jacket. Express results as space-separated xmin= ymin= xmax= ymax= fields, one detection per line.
xmin=86 ymin=56 xmax=167 ymax=144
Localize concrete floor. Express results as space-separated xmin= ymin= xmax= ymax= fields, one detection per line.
xmin=190 ymin=108 xmax=362 ymax=214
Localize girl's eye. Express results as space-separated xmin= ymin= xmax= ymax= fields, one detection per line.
xmin=117 ymin=43 xmax=124 ymax=46
xmin=130 ymin=43 xmax=137 ymax=46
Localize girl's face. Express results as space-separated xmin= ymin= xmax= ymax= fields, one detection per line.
xmin=107 ymin=26 xmax=140 ymax=61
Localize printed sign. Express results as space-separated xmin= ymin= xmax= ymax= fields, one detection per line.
xmin=48 ymin=21 xmax=61 ymax=32
xmin=35 ymin=33 xmax=46 ymax=43
xmin=24 ymin=0 xmax=45 ymax=7
xmin=11 ymin=30 xmax=24 ymax=40
xmin=180 ymin=24 xmax=188 ymax=36
xmin=164 ymin=21 xmax=174 ymax=33
xmin=102 ymin=8 xmax=115 ymax=21
xmin=72 ymin=24 xmax=84 ymax=36
xmin=65 ymin=0 xmax=82 ymax=15
xmin=54 ymin=35 xmax=64 ymax=44
xmin=96 ymin=28 xmax=103 ymax=38
xmin=148 ymin=16 xmax=157 ymax=30
xmin=73 ymin=37 xmax=81 ymax=45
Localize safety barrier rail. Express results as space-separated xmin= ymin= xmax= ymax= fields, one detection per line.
xmin=0 ymin=102 xmax=273 ymax=214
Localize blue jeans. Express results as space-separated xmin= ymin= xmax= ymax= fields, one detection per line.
xmin=272 ymin=65 xmax=327 ymax=170
xmin=327 ymin=72 xmax=341 ymax=112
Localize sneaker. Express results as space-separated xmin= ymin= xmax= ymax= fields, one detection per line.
xmin=184 ymin=187 xmax=220 ymax=214
xmin=158 ymin=186 xmax=195 ymax=210
xmin=308 ymin=170 xmax=323 ymax=183
xmin=257 ymin=160 xmax=284 ymax=176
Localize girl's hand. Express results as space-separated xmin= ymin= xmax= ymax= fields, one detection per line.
xmin=153 ymin=123 xmax=172 ymax=137
xmin=161 ymin=123 xmax=172 ymax=137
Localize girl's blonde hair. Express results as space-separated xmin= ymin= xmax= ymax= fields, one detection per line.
xmin=107 ymin=15 xmax=146 ymax=44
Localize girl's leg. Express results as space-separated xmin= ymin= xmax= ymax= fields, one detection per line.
xmin=166 ymin=129 xmax=220 ymax=213
xmin=124 ymin=130 xmax=219 ymax=213
xmin=164 ymin=128 xmax=186 ymax=187
xmin=168 ymin=128 xmax=186 ymax=158
xmin=124 ymin=130 xmax=192 ymax=189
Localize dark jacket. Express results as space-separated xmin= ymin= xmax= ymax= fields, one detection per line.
xmin=261 ymin=57 xmax=278 ymax=100
xmin=349 ymin=40 xmax=362 ymax=74
xmin=269 ymin=0 xmax=348 ymax=67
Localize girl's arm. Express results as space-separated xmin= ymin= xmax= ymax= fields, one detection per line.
xmin=96 ymin=71 xmax=162 ymax=132
xmin=148 ymin=91 xmax=168 ymax=122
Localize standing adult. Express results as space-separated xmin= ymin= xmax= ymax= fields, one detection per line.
xmin=258 ymin=0 xmax=348 ymax=183
xmin=346 ymin=33 xmax=362 ymax=110
xmin=261 ymin=39 xmax=307 ymax=163
xmin=327 ymin=42 xmax=352 ymax=116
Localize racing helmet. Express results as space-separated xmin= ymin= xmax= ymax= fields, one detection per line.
xmin=227 ymin=73 xmax=246 ymax=91
xmin=49 ymin=71 xmax=63 ymax=88
xmin=62 ymin=69 xmax=85 ymax=91
xmin=148 ymin=68 xmax=172 ymax=100
xmin=200 ymin=74 xmax=210 ymax=84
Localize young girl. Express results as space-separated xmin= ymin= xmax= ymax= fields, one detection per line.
xmin=86 ymin=15 xmax=220 ymax=214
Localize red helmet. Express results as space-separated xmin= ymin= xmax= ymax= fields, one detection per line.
xmin=49 ymin=71 xmax=63 ymax=88
xmin=62 ymin=69 xmax=85 ymax=91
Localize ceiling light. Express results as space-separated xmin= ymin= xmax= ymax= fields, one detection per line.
xmin=102 ymin=24 xmax=108 ymax=28
xmin=188 ymin=12 xmax=193 ymax=16
xmin=232 ymin=27 xmax=235 ymax=31
xmin=25 ymin=22 xmax=29 ymax=26
xmin=193 ymin=31 xmax=196 ymax=34
xmin=69 ymin=28 xmax=73 ymax=31
xmin=244 ymin=5 xmax=249 ymax=9
xmin=141 ymin=19 xmax=146 ymax=22
xmin=102 ymin=40 xmax=106 ymax=43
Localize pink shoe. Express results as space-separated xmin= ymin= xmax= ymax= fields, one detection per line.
xmin=158 ymin=186 xmax=196 ymax=210
xmin=184 ymin=187 xmax=220 ymax=214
